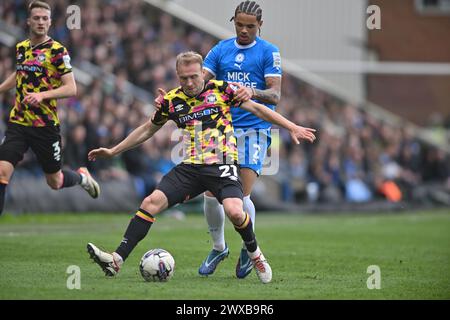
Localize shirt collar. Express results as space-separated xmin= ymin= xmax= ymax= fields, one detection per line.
xmin=29 ymin=37 xmax=52 ymax=50
xmin=234 ymin=37 xmax=257 ymax=49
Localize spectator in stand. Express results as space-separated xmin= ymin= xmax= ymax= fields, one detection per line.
xmin=0 ymin=0 xmax=448 ymax=207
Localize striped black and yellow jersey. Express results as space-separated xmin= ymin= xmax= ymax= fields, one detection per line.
xmin=152 ymin=80 xmax=240 ymax=165
xmin=10 ymin=38 xmax=72 ymax=127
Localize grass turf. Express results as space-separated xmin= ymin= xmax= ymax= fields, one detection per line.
xmin=0 ymin=210 xmax=449 ymax=300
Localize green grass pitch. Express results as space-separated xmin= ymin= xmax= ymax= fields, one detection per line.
xmin=0 ymin=210 xmax=449 ymax=299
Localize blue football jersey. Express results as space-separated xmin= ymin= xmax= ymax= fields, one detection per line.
xmin=204 ymin=37 xmax=282 ymax=129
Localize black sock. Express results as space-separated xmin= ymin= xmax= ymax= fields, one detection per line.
xmin=115 ymin=208 xmax=155 ymax=261
xmin=61 ymin=169 xmax=82 ymax=188
xmin=0 ymin=183 xmax=6 ymax=216
xmin=234 ymin=212 xmax=258 ymax=253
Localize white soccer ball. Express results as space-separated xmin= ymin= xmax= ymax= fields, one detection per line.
xmin=139 ymin=249 xmax=175 ymax=282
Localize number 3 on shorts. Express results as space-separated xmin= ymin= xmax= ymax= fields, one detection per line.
xmin=52 ymin=141 xmax=61 ymax=161
xmin=219 ymin=164 xmax=238 ymax=179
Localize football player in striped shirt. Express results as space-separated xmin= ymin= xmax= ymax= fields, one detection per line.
xmin=86 ymin=51 xmax=316 ymax=284
xmin=0 ymin=1 xmax=99 ymax=216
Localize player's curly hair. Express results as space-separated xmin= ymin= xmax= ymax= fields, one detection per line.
xmin=230 ymin=1 xmax=262 ymax=22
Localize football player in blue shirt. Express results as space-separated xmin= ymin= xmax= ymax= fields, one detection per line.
xmin=154 ymin=1 xmax=293 ymax=280
xmin=198 ymin=1 xmax=284 ymax=279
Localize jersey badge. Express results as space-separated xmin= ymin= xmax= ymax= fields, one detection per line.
xmin=206 ymin=94 xmax=217 ymax=104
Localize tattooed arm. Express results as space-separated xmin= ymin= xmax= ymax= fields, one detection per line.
xmin=233 ymin=76 xmax=282 ymax=105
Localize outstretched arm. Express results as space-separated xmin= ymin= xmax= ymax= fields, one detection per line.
xmin=0 ymin=72 xmax=16 ymax=93
xmin=240 ymin=99 xmax=316 ymax=144
xmin=88 ymin=120 xmax=162 ymax=161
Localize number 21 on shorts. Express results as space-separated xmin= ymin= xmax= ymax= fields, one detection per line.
xmin=219 ymin=164 xmax=238 ymax=180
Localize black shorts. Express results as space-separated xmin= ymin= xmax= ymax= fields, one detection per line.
xmin=156 ymin=163 xmax=243 ymax=207
xmin=0 ymin=122 xmax=62 ymax=174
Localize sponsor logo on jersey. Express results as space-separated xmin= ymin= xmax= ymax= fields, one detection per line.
xmin=17 ymin=64 xmax=44 ymax=73
xmin=227 ymin=72 xmax=256 ymax=88
xmin=227 ymin=72 xmax=251 ymax=82
xmin=178 ymin=107 xmax=220 ymax=124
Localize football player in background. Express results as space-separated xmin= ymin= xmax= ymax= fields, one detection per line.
xmin=0 ymin=1 xmax=100 ymax=216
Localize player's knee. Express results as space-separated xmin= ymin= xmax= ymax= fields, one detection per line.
xmin=226 ymin=206 xmax=245 ymax=225
xmin=0 ymin=170 xmax=9 ymax=184
xmin=47 ymin=180 xmax=60 ymax=190
xmin=205 ymin=190 xmax=215 ymax=197
xmin=46 ymin=174 xmax=62 ymax=190
xmin=0 ymin=165 xmax=13 ymax=184
xmin=141 ymin=194 xmax=164 ymax=214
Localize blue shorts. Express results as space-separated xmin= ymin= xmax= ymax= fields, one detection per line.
xmin=234 ymin=128 xmax=272 ymax=176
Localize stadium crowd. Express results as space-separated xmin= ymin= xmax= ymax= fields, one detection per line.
xmin=1 ymin=0 xmax=449 ymax=205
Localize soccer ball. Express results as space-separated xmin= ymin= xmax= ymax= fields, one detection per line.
xmin=139 ymin=249 xmax=175 ymax=282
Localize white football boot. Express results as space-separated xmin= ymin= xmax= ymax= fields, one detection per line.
xmin=87 ymin=243 xmax=122 ymax=276
xmin=78 ymin=167 xmax=100 ymax=199
xmin=249 ymin=248 xmax=272 ymax=284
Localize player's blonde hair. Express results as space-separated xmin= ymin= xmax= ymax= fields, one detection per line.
xmin=176 ymin=51 xmax=203 ymax=71
xmin=28 ymin=1 xmax=51 ymax=16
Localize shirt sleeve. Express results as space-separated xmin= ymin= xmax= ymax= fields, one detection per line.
xmin=54 ymin=46 xmax=73 ymax=76
xmin=263 ymin=44 xmax=282 ymax=78
xmin=219 ymin=81 xmax=242 ymax=107
xmin=203 ymin=42 xmax=221 ymax=78
xmin=151 ymin=96 xmax=170 ymax=126
xmin=15 ymin=42 xmax=24 ymax=62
